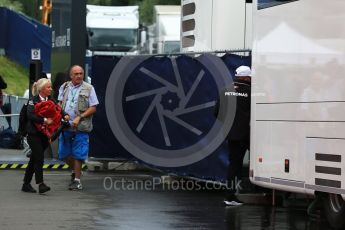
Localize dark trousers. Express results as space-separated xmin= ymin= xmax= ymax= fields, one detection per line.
xmin=226 ymin=139 xmax=249 ymax=195
xmin=23 ymin=133 xmax=49 ymax=184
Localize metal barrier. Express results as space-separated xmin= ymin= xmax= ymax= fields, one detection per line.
xmin=0 ymin=95 xmax=28 ymax=132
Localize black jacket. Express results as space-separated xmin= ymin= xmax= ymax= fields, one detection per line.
xmin=215 ymin=78 xmax=251 ymax=141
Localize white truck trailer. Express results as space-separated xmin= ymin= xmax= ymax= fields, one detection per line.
xmin=151 ymin=5 xmax=181 ymax=54
xmin=181 ymin=0 xmax=252 ymax=52
xmin=250 ymin=0 xmax=345 ymax=228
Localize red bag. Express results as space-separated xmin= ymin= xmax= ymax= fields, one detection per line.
xmin=34 ymin=100 xmax=62 ymax=139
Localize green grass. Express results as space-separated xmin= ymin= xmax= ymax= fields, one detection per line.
xmin=0 ymin=56 xmax=29 ymax=96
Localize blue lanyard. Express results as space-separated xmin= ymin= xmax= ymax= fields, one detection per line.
xmin=70 ymin=87 xmax=79 ymax=103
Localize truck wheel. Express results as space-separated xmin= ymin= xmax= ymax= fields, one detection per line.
xmin=323 ymin=193 xmax=345 ymax=229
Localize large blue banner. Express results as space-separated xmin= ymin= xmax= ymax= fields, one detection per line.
xmin=90 ymin=53 xmax=251 ymax=181
xmin=0 ymin=7 xmax=51 ymax=72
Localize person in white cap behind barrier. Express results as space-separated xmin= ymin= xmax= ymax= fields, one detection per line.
xmin=223 ymin=65 xmax=252 ymax=206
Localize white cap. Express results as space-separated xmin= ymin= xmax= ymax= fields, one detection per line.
xmin=235 ymin=66 xmax=252 ymax=77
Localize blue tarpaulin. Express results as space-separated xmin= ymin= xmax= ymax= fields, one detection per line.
xmin=0 ymin=7 xmax=51 ymax=72
xmin=90 ymin=53 xmax=251 ymax=182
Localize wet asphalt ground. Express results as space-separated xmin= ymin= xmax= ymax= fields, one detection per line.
xmin=0 ymin=170 xmax=335 ymax=230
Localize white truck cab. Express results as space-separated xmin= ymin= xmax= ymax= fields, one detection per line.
xmin=86 ymin=5 xmax=140 ymax=56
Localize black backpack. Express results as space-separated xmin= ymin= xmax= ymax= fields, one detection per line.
xmin=0 ymin=75 xmax=7 ymax=89
xmin=18 ymin=102 xmax=28 ymax=137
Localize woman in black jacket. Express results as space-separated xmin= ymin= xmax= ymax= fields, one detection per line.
xmin=21 ymin=78 xmax=56 ymax=194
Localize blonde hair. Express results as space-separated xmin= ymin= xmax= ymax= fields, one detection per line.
xmin=32 ymin=78 xmax=51 ymax=96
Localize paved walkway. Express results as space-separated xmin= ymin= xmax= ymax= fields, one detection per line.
xmin=0 ymin=170 xmax=332 ymax=230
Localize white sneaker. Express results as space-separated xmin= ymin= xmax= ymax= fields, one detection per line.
xmin=224 ymin=196 xmax=243 ymax=206
xmin=224 ymin=200 xmax=243 ymax=206
xmin=69 ymin=180 xmax=83 ymax=190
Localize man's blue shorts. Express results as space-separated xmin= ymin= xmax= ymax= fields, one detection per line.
xmin=58 ymin=130 xmax=89 ymax=161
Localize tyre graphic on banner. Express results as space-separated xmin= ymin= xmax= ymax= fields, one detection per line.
xmin=105 ymin=54 xmax=236 ymax=167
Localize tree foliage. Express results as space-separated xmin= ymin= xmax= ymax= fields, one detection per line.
xmin=0 ymin=0 xmax=23 ymax=12
xmin=140 ymin=0 xmax=181 ymax=25
xmin=16 ymin=0 xmax=39 ymax=20
xmin=1 ymin=0 xmax=181 ymax=26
